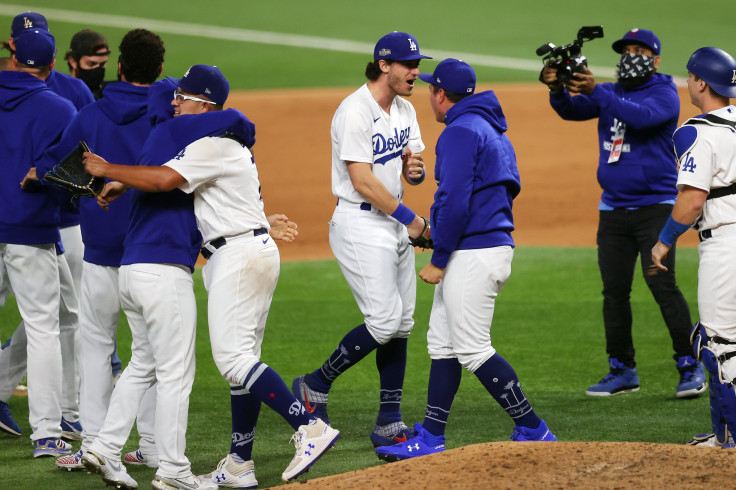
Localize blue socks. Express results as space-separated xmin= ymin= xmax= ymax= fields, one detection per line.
xmin=229 ymin=387 xmax=261 ymax=461
xmin=473 ymin=354 xmax=541 ymax=430
xmin=422 ymin=358 xmax=463 ymax=436
xmin=305 ymin=324 xmax=379 ymax=392
xmin=375 ymin=337 xmax=407 ymax=424
xmin=242 ymin=362 xmax=312 ymax=431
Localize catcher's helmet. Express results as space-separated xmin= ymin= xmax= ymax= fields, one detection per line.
xmin=686 ymin=47 xmax=736 ymax=98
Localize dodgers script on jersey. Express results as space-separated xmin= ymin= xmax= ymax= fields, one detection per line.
xmin=674 ymin=106 xmax=736 ymax=231
xmin=164 ymin=136 xmax=269 ymax=244
xmin=331 ymin=84 xmax=424 ymax=202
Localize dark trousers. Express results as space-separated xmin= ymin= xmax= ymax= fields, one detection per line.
xmin=597 ymin=204 xmax=692 ymax=367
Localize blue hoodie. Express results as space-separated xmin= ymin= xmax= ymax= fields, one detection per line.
xmin=121 ymin=79 xmax=257 ymax=271
xmin=430 ymin=90 xmax=520 ymax=269
xmin=39 ymin=82 xmax=151 ymax=267
xmin=45 ymin=70 xmax=95 ymax=229
xmin=0 ymin=71 xmax=75 ymax=245
xmin=549 ymin=73 xmax=679 ymax=208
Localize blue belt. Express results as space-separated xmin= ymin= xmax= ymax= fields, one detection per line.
xmin=201 ymin=228 xmax=268 ymax=259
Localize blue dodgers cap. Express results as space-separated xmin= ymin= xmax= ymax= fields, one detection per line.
xmin=15 ymin=29 xmax=55 ymax=66
xmin=611 ymin=28 xmax=661 ymax=55
xmin=374 ymin=31 xmax=431 ymax=61
xmin=177 ymin=65 xmax=229 ymax=105
xmin=11 ymin=12 xmax=48 ymax=39
xmin=418 ymin=58 xmax=476 ymax=94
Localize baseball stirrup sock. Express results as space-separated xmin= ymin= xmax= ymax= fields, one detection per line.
xmin=229 ymin=388 xmax=261 ymax=461
xmin=422 ymin=358 xmax=463 ymax=436
xmin=376 ymin=337 xmax=408 ymax=420
xmin=307 ymin=324 xmax=380 ymax=392
xmin=474 ymin=354 xmax=541 ymax=429
xmin=244 ymin=362 xmax=312 ymax=430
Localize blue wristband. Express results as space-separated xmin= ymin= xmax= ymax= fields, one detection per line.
xmin=658 ymin=215 xmax=691 ymax=246
xmin=391 ymin=203 xmax=416 ymax=226
xmin=409 ymin=169 xmax=426 ymax=183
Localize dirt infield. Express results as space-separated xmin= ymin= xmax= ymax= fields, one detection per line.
xmin=228 ymin=84 xmax=710 ymax=487
xmin=227 ymin=82 xmax=701 ymax=262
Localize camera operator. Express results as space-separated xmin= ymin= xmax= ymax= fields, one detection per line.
xmin=540 ymin=28 xmax=705 ymax=400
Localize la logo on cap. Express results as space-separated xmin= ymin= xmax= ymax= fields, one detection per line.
xmin=23 ymin=17 xmax=33 ymax=29
xmin=732 ymin=70 xmax=736 ymax=84
xmin=409 ymin=38 xmax=417 ymax=52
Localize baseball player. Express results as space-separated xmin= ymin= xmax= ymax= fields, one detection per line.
xmin=377 ymin=59 xmax=556 ymax=462
xmin=652 ymin=47 xmax=736 ymax=447
xmin=82 ymin=64 xmax=341 ymax=487
xmin=292 ymin=31 xmax=430 ymax=447
xmin=540 ymin=28 xmax=705 ymax=398
xmin=65 ymin=29 xmax=110 ymax=99
xmin=31 ymin=29 xmax=166 ymax=472
xmin=0 ymin=28 xmax=76 ymax=457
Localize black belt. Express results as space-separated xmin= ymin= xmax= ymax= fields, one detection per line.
xmin=201 ymin=229 xmax=268 ymax=259
xmin=699 ymin=229 xmax=712 ymax=242
xmin=336 ymin=199 xmax=372 ymax=211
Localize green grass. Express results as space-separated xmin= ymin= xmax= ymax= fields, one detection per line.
xmin=1 ymin=0 xmax=734 ymax=88
xmin=0 ymin=247 xmax=707 ymax=488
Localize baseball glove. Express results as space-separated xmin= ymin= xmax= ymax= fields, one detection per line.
xmin=409 ymin=216 xmax=433 ymax=249
xmin=43 ymin=141 xmax=104 ymax=197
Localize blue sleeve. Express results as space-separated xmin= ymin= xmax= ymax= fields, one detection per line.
xmin=549 ymin=88 xmax=601 ymax=121
xmin=430 ymin=127 xmax=477 ymax=268
xmin=589 ymin=82 xmax=679 ymax=130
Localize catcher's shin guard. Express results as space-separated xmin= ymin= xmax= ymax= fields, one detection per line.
xmin=691 ymin=322 xmax=707 ymax=360
xmin=701 ymin=338 xmax=736 ymax=440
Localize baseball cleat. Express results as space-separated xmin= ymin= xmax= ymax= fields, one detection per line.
xmin=370 ymin=420 xmax=415 ymax=447
xmin=56 ymin=448 xmax=86 ymax=471
xmin=687 ymin=433 xmax=733 ymax=447
xmin=676 ymin=356 xmax=707 ymax=398
xmin=13 ymin=384 xmax=28 ymax=397
xmin=375 ymin=423 xmax=445 ymax=462
xmin=152 ymin=473 xmax=218 ymax=490
xmin=510 ymin=420 xmax=558 ymax=442
xmin=281 ymin=418 xmax=340 ymax=481
xmin=0 ymin=401 xmax=22 ymax=436
xmin=291 ymin=375 xmax=330 ymax=425
xmin=585 ymin=358 xmax=640 ymax=396
xmin=33 ymin=437 xmax=72 ymax=458
xmin=82 ymin=450 xmax=138 ymax=489
xmin=198 ymin=454 xmax=257 ymax=489
xmin=60 ymin=416 xmax=84 ymax=441
xmin=123 ymin=448 xmax=158 ymax=468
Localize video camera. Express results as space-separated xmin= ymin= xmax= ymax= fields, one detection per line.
xmin=537 ymin=26 xmax=604 ymax=86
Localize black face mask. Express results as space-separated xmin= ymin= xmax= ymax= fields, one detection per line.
xmin=77 ymin=65 xmax=105 ymax=92
xmin=616 ymin=53 xmax=655 ymax=91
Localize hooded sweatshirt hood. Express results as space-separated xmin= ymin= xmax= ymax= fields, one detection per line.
xmin=0 ymin=70 xmax=49 ymax=110
xmin=444 ymin=90 xmax=508 ymax=133
xmin=97 ymin=81 xmax=149 ymax=125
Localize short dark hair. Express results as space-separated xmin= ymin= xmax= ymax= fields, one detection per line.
xmin=119 ymin=29 xmax=164 ymax=85
xmin=430 ymin=84 xmax=470 ymax=103
xmin=365 ymin=59 xmax=394 ymax=81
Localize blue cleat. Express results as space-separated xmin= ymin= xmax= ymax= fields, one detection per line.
xmin=0 ymin=400 xmax=22 ymax=436
xmin=291 ymin=376 xmax=330 ymax=425
xmin=370 ymin=420 xmax=415 ymax=447
xmin=510 ymin=419 xmax=557 ymax=441
xmin=61 ymin=417 xmax=83 ymax=441
xmin=676 ymin=356 xmax=707 ymax=399
xmin=375 ymin=423 xmax=445 ymax=462
xmin=586 ymin=358 xmax=639 ymax=396
xmin=33 ymin=438 xmax=72 ymax=458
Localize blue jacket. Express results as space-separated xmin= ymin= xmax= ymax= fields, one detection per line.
xmin=549 ymin=73 xmax=680 ymax=208
xmin=430 ymin=91 xmax=520 ymax=269
xmin=121 ymin=79 xmax=256 ymax=271
xmin=0 ymin=71 xmax=75 ymax=244
xmin=45 ymin=70 xmax=94 ymax=229
xmin=40 ymin=82 xmax=152 ymax=266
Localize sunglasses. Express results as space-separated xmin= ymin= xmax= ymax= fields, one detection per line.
xmin=173 ymin=90 xmax=216 ymax=105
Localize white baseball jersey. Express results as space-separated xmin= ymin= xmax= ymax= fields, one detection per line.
xmin=164 ymin=136 xmax=269 ymax=244
xmin=674 ymin=105 xmax=736 ymax=335
xmin=331 ymin=84 xmax=425 ymax=203
xmin=675 ymin=105 xmax=736 ymax=231
xmin=165 ymin=134 xmax=279 ymax=386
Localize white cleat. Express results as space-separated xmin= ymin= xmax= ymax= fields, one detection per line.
xmin=152 ymin=473 xmax=218 ymax=490
xmin=198 ymin=454 xmax=257 ymax=489
xmin=123 ymin=448 xmax=159 ymax=468
xmin=281 ymin=418 xmax=340 ymax=481
xmin=81 ymin=450 xmax=138 ymax=489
